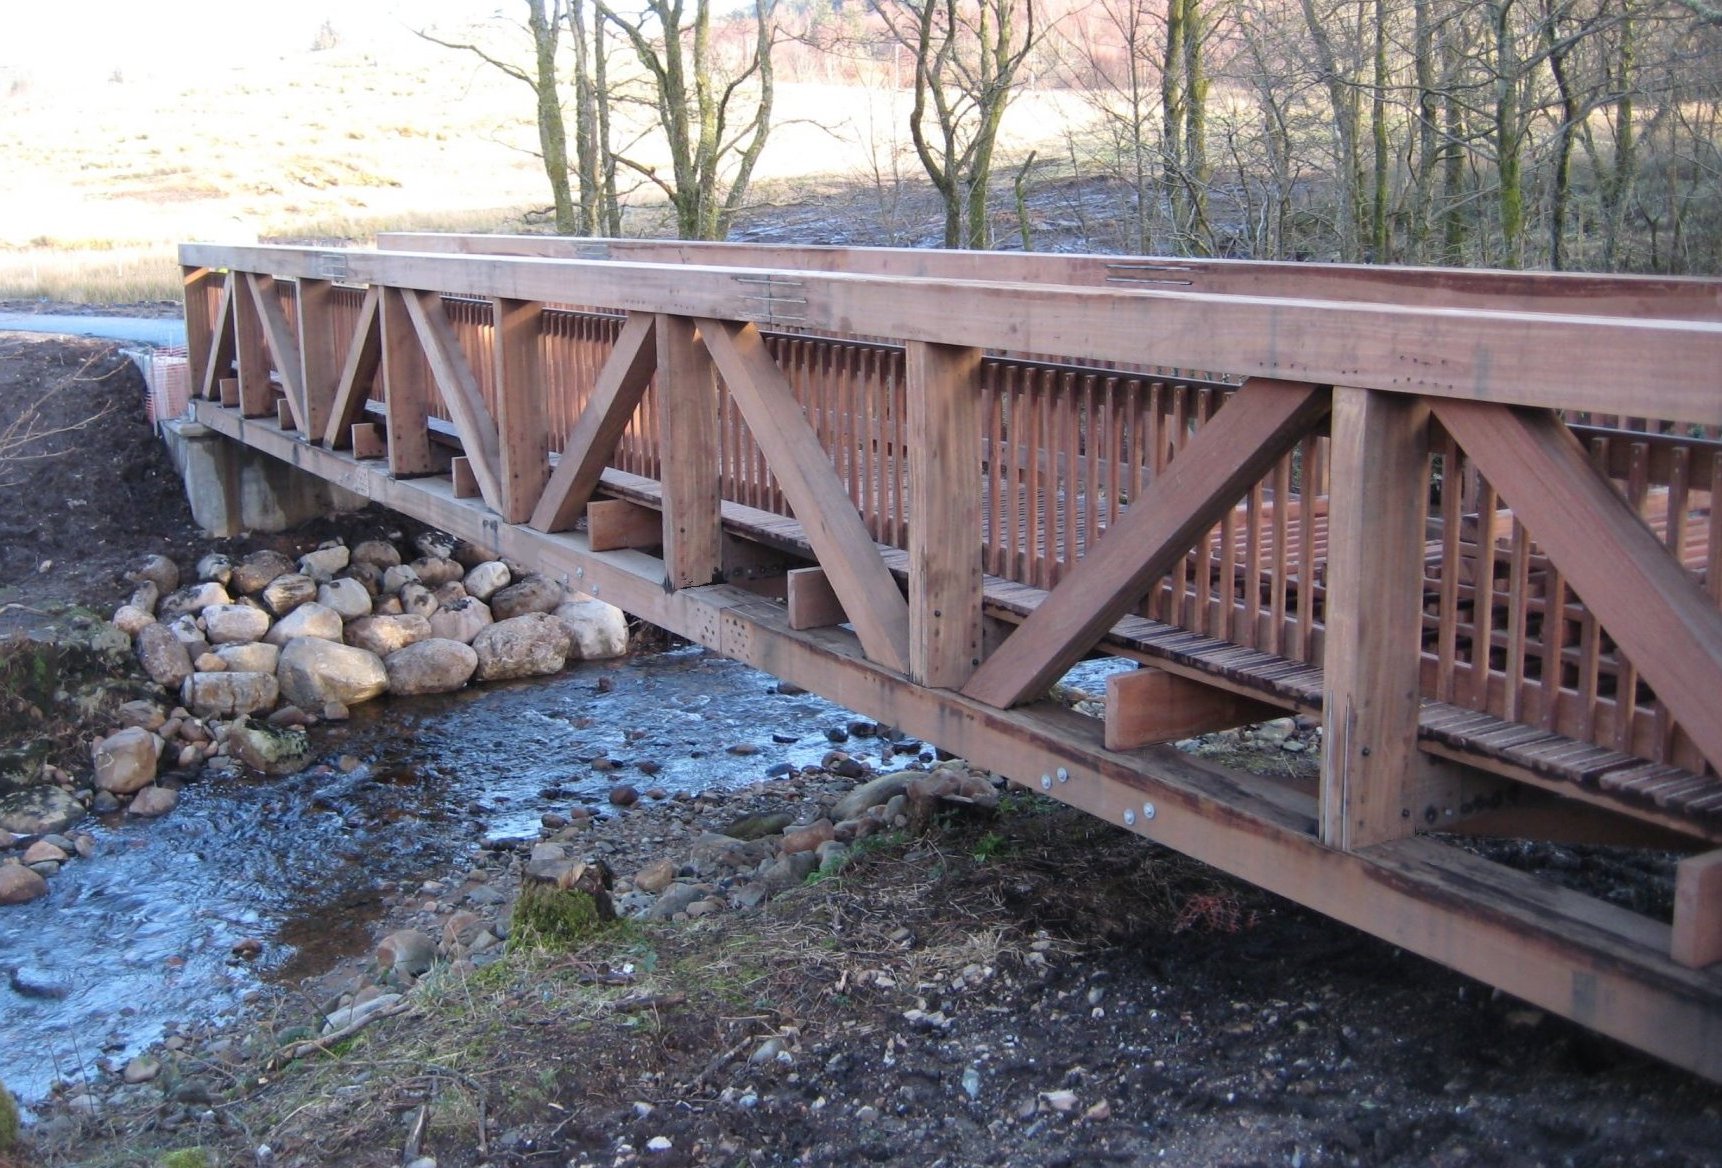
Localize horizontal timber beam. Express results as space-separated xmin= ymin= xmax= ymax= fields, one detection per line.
xmin=179 ymin=242 xmax=1722 ymax=426
xmin=379 ymin=234 xmax=1722 ymax=322
xmin=190 ymin=394 xmax=1722 ymax=1083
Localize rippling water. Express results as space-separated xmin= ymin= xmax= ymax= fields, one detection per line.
xmin=0 ymin=646 xmax=888 ymax=1106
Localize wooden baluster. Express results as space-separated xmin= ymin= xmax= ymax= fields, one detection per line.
xmin=490 ymin=298 xmax=551 ymax=524
xmin=379 ymin=288 xmax=436 ymax=477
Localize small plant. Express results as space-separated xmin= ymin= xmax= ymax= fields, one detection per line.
xmin=509 ymin=884 xmax=610 ymax=952
xmin=157 ymin=1149 xmax=214 ymax=1168
xmin=971 ymin=832 xmax=1009 ymax=862
xmin=0 ymin=1075 xmax=18 ymax=1153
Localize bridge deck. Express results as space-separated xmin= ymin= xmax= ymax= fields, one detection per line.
xmin=176 ymin=235 xmax=1722 ymax=1081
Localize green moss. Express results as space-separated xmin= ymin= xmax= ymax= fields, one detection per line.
xmin=0 ymin=1075 xmax=18 ymax=1153
xmin=508 ymin=884 xmax=608 ymax=952
xmin=157 ymin=1149 xmax=214 ymax=1168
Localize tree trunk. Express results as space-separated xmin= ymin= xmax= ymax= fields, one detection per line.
xmin=528 ymin=0 xmax=576 ymax=235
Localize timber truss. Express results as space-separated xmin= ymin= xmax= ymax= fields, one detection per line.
xmin=178 ymin=235 xmax=1722 ymax=1080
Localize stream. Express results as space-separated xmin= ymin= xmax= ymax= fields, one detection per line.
xmin=0 ymin=645 xmax=911 ymax=1107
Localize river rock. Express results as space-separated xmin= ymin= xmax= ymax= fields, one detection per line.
xmin=0 ymin=863 xmax=48 ymax=905
xmin=194 ymin=651 xmax=225 ymax=672
xmin=21 ymin=840 xmax=66 ymax=865
xmin=473 ymin=613 xmax=571 ymax=681
xmin=135 ymin=621 xmax=194 ymax=688
xmin=463 ymin=560 xmax=511 ymax=600
xmin=554 ymin=596 xmax=629 ymax=660
xmin=158 ymin=581 xmax=231 ymax=622
xmin=346 ymin=614 xmax=432 ymax=657
xmin=317 ymin=578 xmax=373 ymax=620
xmin=0 ymin=787 xmax=83 ymax=835
xmin=416 ymin=530 xmax=457 ymax=559
xmin=382 ymin=564 xmax=420 ymax=594
xmin=111 ymin=604 xmax=154 ymax=636
xmin=197 ymin=552 xmax=233 ymax=584
xmin=322 ymin=992 xmax=404 ymax=1035
xmin=127 ymin=786 xmax=179 ymax=817
xmin=231 ymin=549 xmax=296 ymax=595
xmin=385 ymin=639 xmax=478 ymax=696
xmin=128 ymin=579 xmax=160 ymax=614
xmin=92 ymin=726 xmax=161 ymax=794
xmin=262 ymin=572 xmax=317 ymax=616
xmin=351 ymin=539 xmax=402 ymax=569
xmin=166 ymin=614 xmax=211 ymax=660
xmin=781 ymin=819 xmax=836 ymax=855
xmin=633 ymin=859 xmax=677 ymax=895
xmin=114 ymin=699 xmax=167 ymax=731
xmin=182 ymin=671 xmax=279 ymax=718
xmin=203 ymin=603 xmax=272 ymax=645
xmin=277 ymin=637 xmax=388 ymax=708
xmin=345 ymin=560 xmax=385 ymax=596
xmin=428 ymin=596 xmax=493 ymax=643
xmin=831 ymin=773 xmax=912 ymax=821
xmin=131 ymin=553 xmax=179 ymax=595
xmin=265 ymin=602 xmax=343 ymax=646
xmin=215 ymin=641 xmax=279 ymax=673
xmin=226 ymin=717 xmax=313 ymax=775
xmin=399 ymin=583 xmax=438 ymax=618
xmin=489 ymin=575 xmax=565 ymax=620
xmin=432 ymin=581 xmax=468 ymax=607
xmin=298 ymin=545 xmax=351 ymax=582
xmin=409 ymin=556 xmax=463 ymax=587
xmin=7 ymin=963 xmax=69 ymax=997
xmin=376 ymin=929 xmax=438 ymax=976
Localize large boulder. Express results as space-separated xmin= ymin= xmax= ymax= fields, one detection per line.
xmin=385 ymin=639 xmax=479 ymax=696
xmin=473 ymin=613 xmax=571 ymax=681
xmin=203 ymin=603 xmax=272 ymax=645
xmin=428 ymin=597 xmax=492 ymax=644
xmin=463 ymin=561 xmax=511 ymax=601
xmin=351 ymin=539 xmax=402 ymax=569
xmin=317 ymin=578 xmax=374 ymax=620
xmin=157 ymin=581 xmax=231 ymax=622
xmin=214 ymin=641 xmax=279 ymax=673
xmin=261 ymin=573 xmax=317 ymax=617
xmin=265 ymin=602 xmax=343 ymax=646
xmin=92 ymin=726 xmax=161 ymax=794
xmin=0 ymin=787 xmax=84 ymax=836
xmin=226 ymin=717 xmax=313 ymax=776
xmin=182 ymin=671 xmax=279 ymax=718
xmin=230 ymin=549 xmax=296 ymax=595
xmin=489 ymin=575 xmax=564 ymax=620
xmin=277 ymin=637 xmax=388 ymax=709
xmin=135 ymin=622 xmax=193 ymax=689
xmin=345 ymin=614 xmax=432 ymax=657
xmin=554 ymin=597 xmax=629 ymax=660
xmin=298 ymin=545 xmax=351 ymax=582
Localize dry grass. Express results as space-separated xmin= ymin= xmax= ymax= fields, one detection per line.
xmin=0 ymin=246 xmax=180 ymax=304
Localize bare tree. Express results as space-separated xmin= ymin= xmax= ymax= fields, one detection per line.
xmin=878 ymin=0 xmax=1040 ymax=249
xmin=598 ymin=0 xmax=778 ymax=241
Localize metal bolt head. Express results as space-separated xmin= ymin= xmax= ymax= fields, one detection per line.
xmin=1040 ymin=774 xmax=1052 ymax=790
xmin=1056 ymin=767 xmax=1070 ymax=783
xmin=1123 ymin=808 xmax=1137 ymax=826
xmin=1142 ymin=802 xmax=1156 ymax=820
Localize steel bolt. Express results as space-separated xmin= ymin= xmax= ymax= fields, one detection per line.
xmin=1123 ymin=809 xmax=1137 ymax=826
xmin=1142 ymin=802 xmax=1156 ymax=820
xmin=1056 ymin=767 xmax=1070 ymax=783
xmin=1040 ymin=774 xmax=1053 ymax=790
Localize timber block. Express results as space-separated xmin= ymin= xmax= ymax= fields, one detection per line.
xmin=588 ymin=498 xmax=662 ymax=552
xmin=451 ymin=456 xmax=480 ymax=499
xmin=351 ymin=422 xmax=386 ymax=460
xmin=275 ymin=398 xmax=296 ymax=431
xmin=1673 ymin=849 xmax=1722 ymax=968
xmin=788 ymin=567 xmax=845 ymax=630
xmin=1105 ymin=667 xmax=1282 ymax=751
xmin=218 ymin=377 xmax=239 ymax=407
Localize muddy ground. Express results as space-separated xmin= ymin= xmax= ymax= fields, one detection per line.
xmin=1 ymin=334 xmax=1720 ymax=1167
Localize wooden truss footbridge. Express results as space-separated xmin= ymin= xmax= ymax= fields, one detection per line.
xmin=177 ymin=235 xmax=1722 ymax=1080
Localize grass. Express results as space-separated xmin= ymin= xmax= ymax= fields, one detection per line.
xmin=0 ymin=245 xmax=181 ymax=304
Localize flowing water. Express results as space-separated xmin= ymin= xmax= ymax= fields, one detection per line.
xmin=0 ymin=646 xmax=906 ymax=1106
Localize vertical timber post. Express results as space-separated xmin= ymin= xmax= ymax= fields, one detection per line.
xmin=182 ymin=267 xmax=216 ymax=394
xmin=1320 ymin=386 xmax=1430 ymax=849
xmin=491 ymin=298 xmax=551 ymax=524
xmin=296 ymin=278 xmax=340 ymax=442
xmin=655 ymin=314 xmax=724 ymax=588
xmin=232 ymin=272 xmax=272 ymax=418
xmin=379 ymin=287 xmax=437 ymax=477
xmin=906 ymin=341 xmax=984 ymax=688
